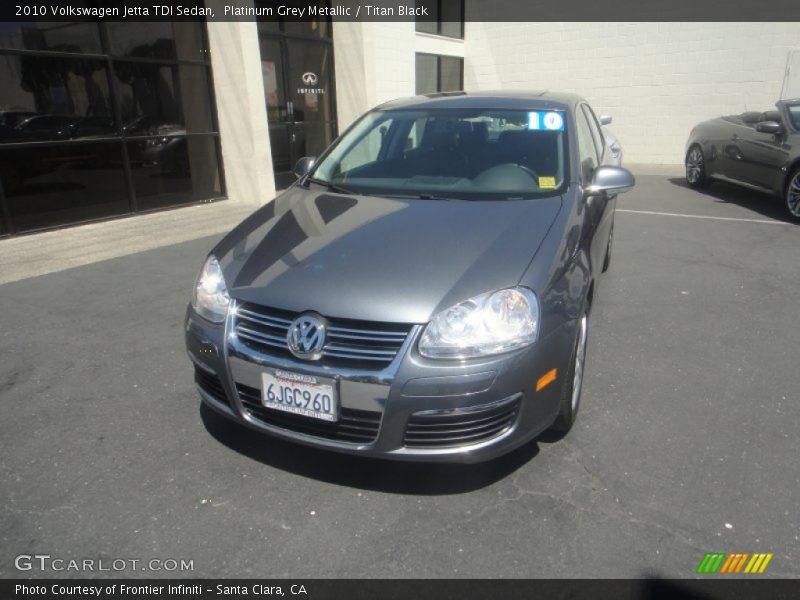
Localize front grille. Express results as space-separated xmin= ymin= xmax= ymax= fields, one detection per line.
xmin=237 ymin=383 xmax=382 ymax=444
xmin=194 ymin=366 xmax=230 ymax=407
xmin=233 ymin=302 xmax=412 ymax=370
xmin=403 ymin=397 xmax=520 ymax=448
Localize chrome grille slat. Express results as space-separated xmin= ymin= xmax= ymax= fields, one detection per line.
xmin=236 ymin=309 xmax=292 ymax=330
xmin=236 ymin=326 xmax=287 ymax=348
xmin=327 ymin=325 xmax=408 ymax=338
xmin=322 ymin=350 xmax=393 ymax=362
xmin=232 ymin=302 xmax=413 ymax=370
xmin=323 ymin=344 xmax=397 ymax=356
xmin=327 ymin=331 xmax=407 ymax=343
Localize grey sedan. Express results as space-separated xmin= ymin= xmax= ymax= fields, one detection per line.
xmin=186 ymin=91 xmax=634 ymax=462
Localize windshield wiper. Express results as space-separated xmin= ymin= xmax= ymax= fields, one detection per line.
xmin=379 ymin=192 xmax=468 ymax=201
xmin=305 ymin=177 xmax=361 ymax=196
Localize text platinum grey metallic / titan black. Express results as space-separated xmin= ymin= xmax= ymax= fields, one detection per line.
xmin=185 ymin=91 xmax=635 ymax=462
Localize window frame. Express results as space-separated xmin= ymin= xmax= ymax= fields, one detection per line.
xmin=574 ymin=104 xmax=599 ymax=182
xmin=415 ymin=0 xmax=465 ymax=40
xmin=415 ymin=52 xmax=464 ymax=95
xmin=580 ymin=103 xmax=606 ymax=164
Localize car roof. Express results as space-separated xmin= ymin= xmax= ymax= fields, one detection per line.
xmin=376 ymin=90 xmax=584 ymax=112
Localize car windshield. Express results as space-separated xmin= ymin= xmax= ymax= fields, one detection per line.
xmin=310 ymin=108 xmax=568 ymax=200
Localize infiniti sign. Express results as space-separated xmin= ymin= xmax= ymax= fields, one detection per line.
xmin=298 ymin=72 xmax=324 ymax=95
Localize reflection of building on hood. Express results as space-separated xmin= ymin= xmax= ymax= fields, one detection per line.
xmin=227 ymin=188 xmax=404 ymax=289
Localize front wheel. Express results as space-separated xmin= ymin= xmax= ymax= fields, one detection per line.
xmin=549 ymin=311 xmax=589 ymax=433
xmin=785 ymin=167 xmax=800 ymax=220
xmin=685 ymin=145 xmax=710 ymax=189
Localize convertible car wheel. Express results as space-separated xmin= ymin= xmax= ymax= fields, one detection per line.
xmin=550 ymin=311 xmax=589 ymax=433
xmin=786 ymin=167 xmax=800 ymax=220
xmin=685 ymin=145 xmax=709 ymax=188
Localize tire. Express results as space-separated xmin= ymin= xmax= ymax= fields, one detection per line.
xmin=685 ymin=145 xmax=710 ymax=189
xmin=785 ymin=166 xmax=800 ymax=221
xmin=602 ymin=219 xmax=614 ymax=273
xmin=550 ymin=310 xmax=590 ymax=434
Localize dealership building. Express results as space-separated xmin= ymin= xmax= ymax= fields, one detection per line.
xmin=1 ymin=1 xmax=799 ymax=236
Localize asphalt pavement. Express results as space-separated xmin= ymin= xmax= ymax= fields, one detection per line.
xmin=1 ymin=175 xmax=798 ymax=578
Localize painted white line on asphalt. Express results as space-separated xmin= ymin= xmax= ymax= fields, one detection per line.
xmin=617 ymin=209 xmax=787 ymax=226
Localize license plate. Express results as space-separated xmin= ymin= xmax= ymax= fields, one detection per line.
xmin=261 ymin=369 xmax=337 ymax=422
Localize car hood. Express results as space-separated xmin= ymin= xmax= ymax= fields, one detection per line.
xmin=214 ymin=186 xmax=562 ymax=324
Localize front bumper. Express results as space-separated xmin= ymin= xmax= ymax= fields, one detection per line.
xmin=186 ymin=303 xmax=576 ymax=463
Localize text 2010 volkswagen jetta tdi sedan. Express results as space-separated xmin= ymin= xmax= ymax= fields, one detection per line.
xmin=185 ymin=91 xmax=634 ymax=462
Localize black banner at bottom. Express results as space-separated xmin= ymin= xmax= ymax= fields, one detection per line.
xmin=2 ymin=579 xmax=799 ymax=600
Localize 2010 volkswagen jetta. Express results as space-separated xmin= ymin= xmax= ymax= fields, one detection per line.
xmin=185 ymin=91 xmax=634 ymax=462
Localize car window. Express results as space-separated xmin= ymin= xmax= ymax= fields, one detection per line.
xmin=575 ymin=108 xmax=598 ymax=181
xmin=338 ymin=118 xmax=395 ymax=173
xmin=312 ymin=108 xmax=569 ymax=200
xmin=788 ymin=105 xmax=800 ymax=130
xmin=581 ymin=104 xmax=605 ymax=162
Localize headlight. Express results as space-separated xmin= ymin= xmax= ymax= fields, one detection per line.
xmin=419 ymin=287 xmax=539 ymax=359
xmin=191 ymin=255 xmax=230 ymax=323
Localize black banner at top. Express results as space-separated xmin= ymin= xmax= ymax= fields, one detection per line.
xmin=0 ymin=0 xmax=799 ymax=22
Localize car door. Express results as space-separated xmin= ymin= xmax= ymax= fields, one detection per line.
xmin=704 ymin=116 xmax=745 ymax=179
xmin=735 ymin=113 xmax=791 ymax=191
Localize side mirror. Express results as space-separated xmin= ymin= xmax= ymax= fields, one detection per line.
xmin=587 ymin=166 xmax=635 ymax=196
xmin=755 ymin=121 xmax=782 ymax=135
xmin=598 ymin=115 xmax=613 ymax=126
xmin=293 ymin=156 xmax=316 ymax=179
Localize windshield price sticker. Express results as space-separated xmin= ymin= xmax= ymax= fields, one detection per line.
xmin=528 ymin=111 xmax=565 ymax=131
xmin=539 ymin=177 xmax=557 ymax=189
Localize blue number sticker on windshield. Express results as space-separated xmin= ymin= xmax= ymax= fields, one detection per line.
xmin=528 ymin=111 xmax=565 ymax=131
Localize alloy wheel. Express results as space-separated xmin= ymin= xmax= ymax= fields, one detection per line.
xmin=788 ymin=172 xmax=800 ymax=218
xmin=686 ymin=147 xmax=704 ymax=184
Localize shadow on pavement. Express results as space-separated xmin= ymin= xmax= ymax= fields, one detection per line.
xmin=200 ymin=403 xmax=540 ymax=495
xmin=667 ymin=177 xmax=794 ymax=224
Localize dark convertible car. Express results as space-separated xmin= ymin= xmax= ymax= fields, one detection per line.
xmin=186 ymin=92 xmax=634 ymax=462
xmin=685 ymin=99 xmax=800 ymax=219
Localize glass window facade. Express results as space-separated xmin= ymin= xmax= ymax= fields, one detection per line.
xmin=256 ymin=4 xmax=337 ymax=189
xmin=415 ymin=53 xmax=464 ymax=95
xmin=0 ymin=21 xmax=223 ymax=236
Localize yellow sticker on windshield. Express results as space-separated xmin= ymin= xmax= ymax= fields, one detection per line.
xmin=539 ymin=177 xmax=556 ymax=189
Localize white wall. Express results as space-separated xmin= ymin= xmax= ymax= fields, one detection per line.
xmin=464 ymin=21 xmax=800 ymax=164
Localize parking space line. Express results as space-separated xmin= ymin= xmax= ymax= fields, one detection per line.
xmin=617 ymin=209 xmax=788 ymax=226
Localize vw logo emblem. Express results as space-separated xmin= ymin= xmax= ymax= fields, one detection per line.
xmin=286 ymin=314 xmax=326 ymax=360
xmin=301 ymin=72 xmax=318 ymax=86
